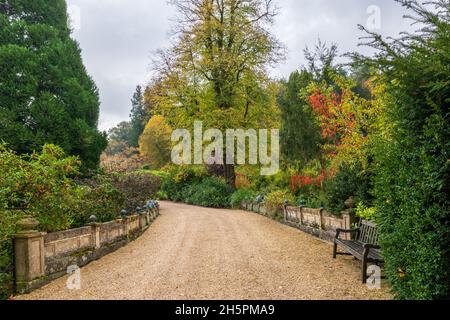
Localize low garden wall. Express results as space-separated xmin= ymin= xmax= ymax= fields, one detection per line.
xmin=241 ymin=201 xmax=355 ymax=242
xmin=13 ymin=207 xmax=160 ymax=294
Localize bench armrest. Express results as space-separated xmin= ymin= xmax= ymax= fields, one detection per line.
xmin=335 ymin=228 xmax=360 ymax=239
xmin=363 ymin=243 xmax=381 ymax=250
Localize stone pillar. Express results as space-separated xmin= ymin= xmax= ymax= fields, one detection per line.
xmin=140 ymin=213 xmax=147 ymax=231
xmin=124 ymin=217 xmax=131 ymax=240
xmin=299 ymin=206 xmax=304 ymax=226
xmin=91 ymin=223 xmax=101 ymax=249
xmin=14 ymin=216 xmax=46 ymax=293
xmin=319 ymin=208 xmax=325 ymax=230
xmin=341 ymin=197 xmax=356 ymax=240
xmin=146 ymin=210 xmax=151 ymax=224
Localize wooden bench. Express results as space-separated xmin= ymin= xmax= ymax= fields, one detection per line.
xmin=333 ymin=220 xmax=383 ymax=283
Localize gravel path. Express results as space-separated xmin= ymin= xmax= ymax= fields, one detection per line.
xmin=16 ymin=202 xmax=391 ymax=300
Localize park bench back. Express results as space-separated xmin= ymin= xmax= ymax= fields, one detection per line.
xmin=357 ymin=220 xmax=379 ymax=245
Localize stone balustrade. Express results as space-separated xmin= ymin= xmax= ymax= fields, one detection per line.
xmin=241 ymin=199 xmax=356 ymax=242
xmin=13 ymin=207 xmax=160 ymax=294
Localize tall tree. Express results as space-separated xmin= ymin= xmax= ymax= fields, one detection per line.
xmin=278 ymin=70 xmax=321 ymax=169
xmin=129 ymin=85 xmax=151 ymax=147
xmin=0 ymin=0 xmax=107 ymax=171
xmin=148 ymin=0 xmax=284 ymax=187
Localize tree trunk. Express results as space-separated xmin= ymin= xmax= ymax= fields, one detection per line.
xmin=224 ymin=164 xmax=236 ymax=190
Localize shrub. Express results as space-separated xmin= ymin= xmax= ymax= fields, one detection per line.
xmin=355 ymin=203 xmax=377 ymax=222
xmin=69 ymin=180 xmax=124 ymax=228
xmin=183 ymin=177 xmax=233 ymax=208
xmin=230 ymin=188 xmax=256 ymax=208
xmin=0 ymin=144 xmax=129 ymax=299
xmin=110 ymin=171 xmax=162 ymax=211
xmin=264 ymin=190 xmax=294 ymax=214
xmin=0 ymin=209 xmax=22 ymax=299
xmin=160 ymin=165 xmax=208 ymax=202
xmin=324 ymin=163 xmax=372 ymax=214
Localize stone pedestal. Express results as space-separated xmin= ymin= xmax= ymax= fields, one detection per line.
xmin=91 ymin=223 xmax=102 ymax=249
xmin=14 ymin=216 xmax=46 ymax=293
xmin=341 ymin=197 xmax=356 ymax=240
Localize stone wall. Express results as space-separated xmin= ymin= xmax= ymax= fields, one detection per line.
xmin=13 ymin=207 xmax=160 ymax=294
xmin=241 ymin=201 xmax=355 ymax=242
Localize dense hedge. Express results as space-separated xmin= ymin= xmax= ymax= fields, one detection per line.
xmin=359 ymin=2 xmax=450 ymax=299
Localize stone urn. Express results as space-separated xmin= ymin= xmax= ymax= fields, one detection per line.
xmin=17 ymin=215 xmax=40 ymax=233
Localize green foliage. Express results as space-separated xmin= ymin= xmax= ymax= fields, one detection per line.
xmin=324 ymin=164 xmax=372 ymax=214
xmin=278 ymin=70 xmax=321 ymax=168
xmin=105 ymin=122 xmax=134 ymax=155
xmin=264 ymin=190 xmax=294 ymax=214
xmin=0 ymin=209 xmax=20 ymax=299
xmin=354 ymin=0 xmax=450 ymax=299
xmin=355 ymin=203 xmax=377 ymax=221
xmin=0 ymin=1 xmax=106 ymax=171
xmin=230 ymin=188 xmax=257 ymax=209
xmin=183 ymin=177 xmax=234 ymax=208
xmin=0 ymin=144 xmax=126 ymax=299
xmin=130 ymin=85 xmax=151 ymax=147
xmin=161 ymin=166 xmax=233 ymax=208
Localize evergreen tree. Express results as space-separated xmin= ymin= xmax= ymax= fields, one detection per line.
xmin=129 ymin=85 xmax=150 ymax=147
xmin=278 ymin=70 xmax=321 ymax=169
xmin=0 ymin=0 xmax=107 ymax=171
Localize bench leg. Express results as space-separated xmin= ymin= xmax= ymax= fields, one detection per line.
xmin=332 ymin=242 xmax=338 ymax=259
xmin=362 ymin=256 xmax=368 ymax=284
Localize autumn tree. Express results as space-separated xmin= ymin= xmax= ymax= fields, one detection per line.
xmin=139 ymin=115 xmax=172 ymax=170
xmin=148 ymin=0 xmax=284 ymax=186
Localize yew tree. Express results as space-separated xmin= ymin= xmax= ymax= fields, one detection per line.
xmin=0 ymin=0 xmax=107 ymax=171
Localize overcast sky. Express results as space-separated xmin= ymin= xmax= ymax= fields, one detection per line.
xmin=66 ymin=0 xmax=414 ymax=131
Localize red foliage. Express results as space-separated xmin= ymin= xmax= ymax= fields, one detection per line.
xmin=290 ymin=169 xmax=335 ymax=193
xmin=308 ymin=89 xmax=357 ymax=140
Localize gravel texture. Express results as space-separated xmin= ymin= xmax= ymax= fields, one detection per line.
xmin=16 ymin=201 xmax=392 ymax=300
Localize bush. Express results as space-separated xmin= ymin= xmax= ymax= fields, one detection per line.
xmin=324 ymin=164 xmax=372 ymax=214
xmin=183 ymin=177 xmax=233 ymax=208
xmin=264 ymin=190 xmax=294 ymax=215
xmin=0 ymin=144 xmax=128 ymax=299
xmin=160 ymin=165 xmax=208 ymax=202
xmin=110 ymin=171 xmax=162 ymax=211
xmin=160 ymin=166 xmax=233 ymax=208
xmin=230 ymin=188 xmax=256 ymax=208
xmin=0 ymin=209 xmax=21 ymax=299
xmin=355 ymin=203 xmax=377 ymax=222
xmin=69 ymin=179 xmax=125 ymax=228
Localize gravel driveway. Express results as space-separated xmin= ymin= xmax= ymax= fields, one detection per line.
xmin=16 ymin=201 xmax=391 ymax=300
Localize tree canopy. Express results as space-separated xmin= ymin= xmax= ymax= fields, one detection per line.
xmin=0 ymin=0 xmax=106 ymax=171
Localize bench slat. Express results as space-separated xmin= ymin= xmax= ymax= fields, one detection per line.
xmin=335 ymin=239 xmax=382 ymax=261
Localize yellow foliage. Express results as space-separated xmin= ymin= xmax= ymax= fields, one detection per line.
xmin=139 ymin=115 xmax=173 ymax=169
